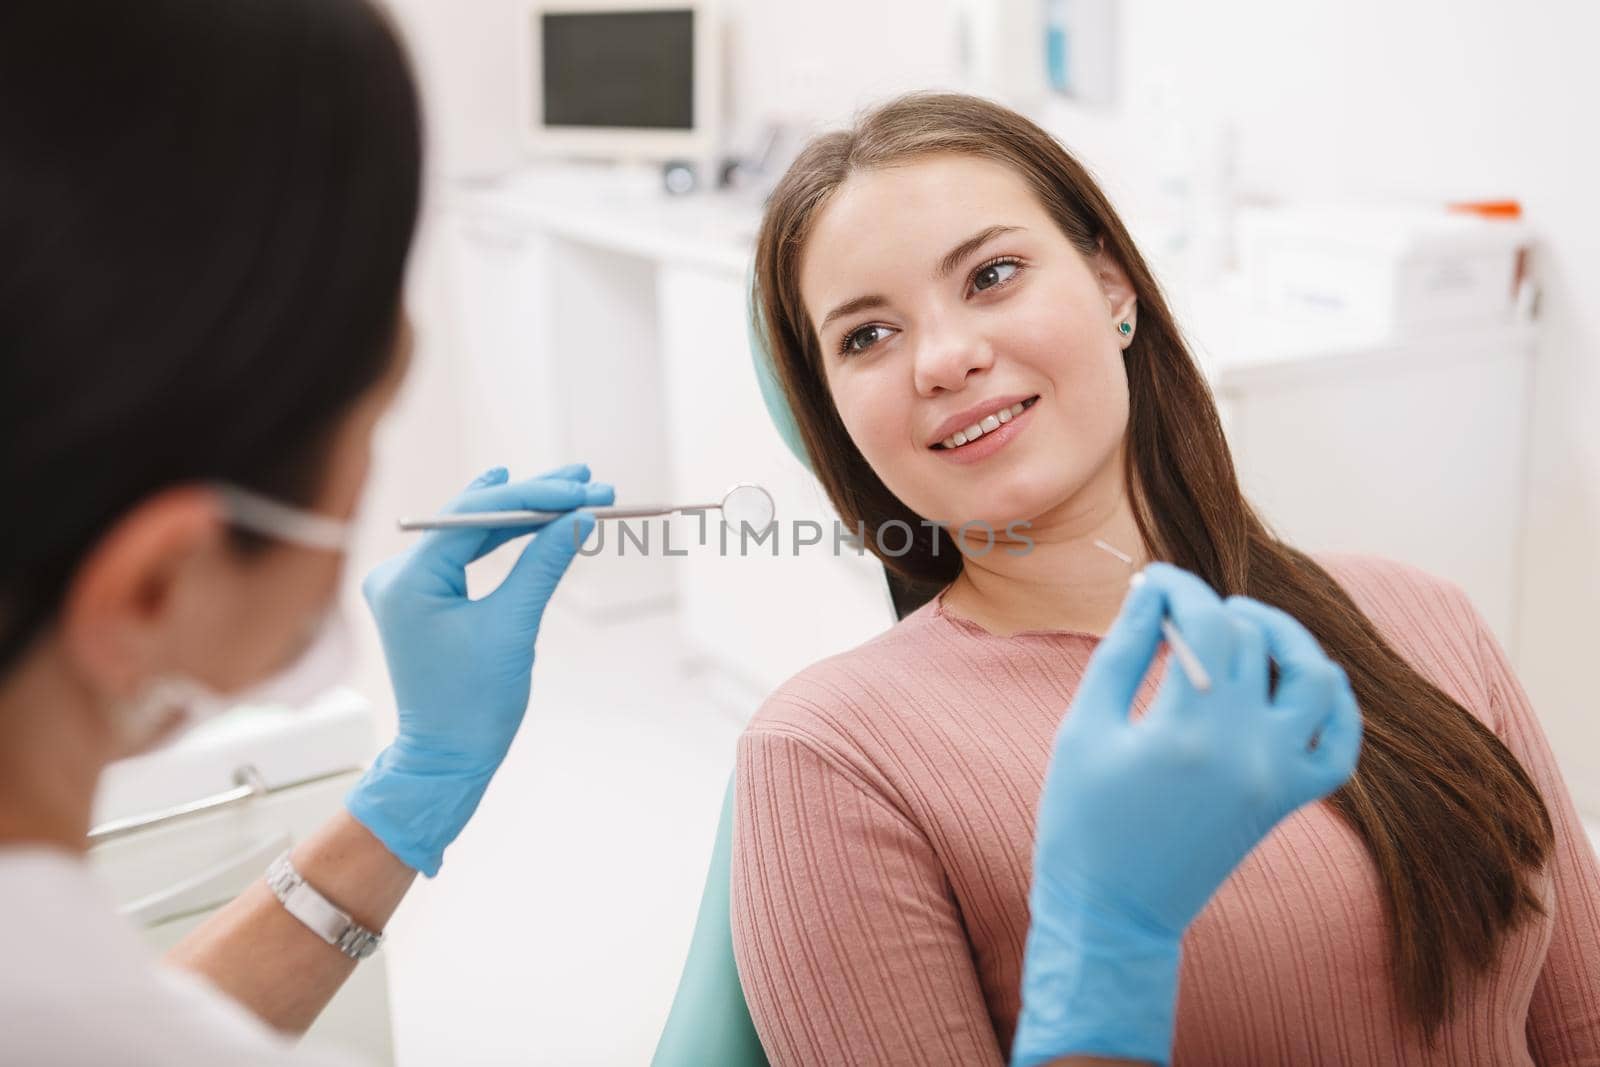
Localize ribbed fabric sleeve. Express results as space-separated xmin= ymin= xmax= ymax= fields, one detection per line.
xmin=1469 ymin=589 xmax=1600 ymax=1062
xmin=729 ymin=554 xmax=1600 ymax=1066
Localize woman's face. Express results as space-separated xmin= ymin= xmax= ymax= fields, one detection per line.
xmin=799 ymin=154 xmax=1138 ymax=535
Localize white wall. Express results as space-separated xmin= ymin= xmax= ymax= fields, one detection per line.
xmin=375 ymin=0 xmax=1600 ymax=821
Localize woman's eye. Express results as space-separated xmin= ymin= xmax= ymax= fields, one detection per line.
xmin=972 ymin=260 xmax=1020 ymax=293
xmin=842 ymin=324 xmax=893 ymax=355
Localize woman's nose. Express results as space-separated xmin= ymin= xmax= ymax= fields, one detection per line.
xmin=912 ymin=327 xmax=994 ymax=396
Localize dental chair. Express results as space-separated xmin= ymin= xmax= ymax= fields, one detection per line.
xmin=650 ymin=289 xmax=938 ymax=1067
xmin=651 ymin=774 xmax=767 ymax=1067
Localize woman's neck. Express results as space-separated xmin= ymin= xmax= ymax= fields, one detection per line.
xmin=0 ymin=643 xmax=114 ymax=852
xmin=941 ymin=479 xmax=1148 ymax=638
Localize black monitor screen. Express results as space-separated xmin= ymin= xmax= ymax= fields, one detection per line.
xmin=541 ymin=11 xmax=695 ymax=130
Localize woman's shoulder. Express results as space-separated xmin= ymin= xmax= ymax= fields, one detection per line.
xmin=1315 ymin=551 xmax=1475 ymax=618
xmin=1313 ymin=551 xmax=1494 ymax=714
xmin=742 ymin=600 xmax=949 ymax=749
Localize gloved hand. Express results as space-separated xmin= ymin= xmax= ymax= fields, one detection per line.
xmin=1011 ymin=563 xmax=1363 ymax=1067
xmin=345 ymin=464 xmax=612 ymax=877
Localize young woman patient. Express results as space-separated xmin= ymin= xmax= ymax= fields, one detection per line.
xmin=729 ymin=93 xmax=1600 ymax=1065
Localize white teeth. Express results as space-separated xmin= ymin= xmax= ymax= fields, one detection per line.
xmin=937 ymin=398 xmax=1037 ymax=450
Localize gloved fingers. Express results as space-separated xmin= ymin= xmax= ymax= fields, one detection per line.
xmin=533 ymin=462 xmax=592 ymax=482
xmin=440 ymin=474 xmax=601 ymax=519
xmin=1227 ymin=608 xmax=1271 ymax=697
xmin=389 ymin=466 xmax=513 ymax=594
xmin=1071 ymin=575 xmax=1166 ymax=727
xmin=1303 ymin=678 xmax=1363 ymax=797
xmin=1223 ymin=597 xmax=1345 ymax=731
xmin=489 ymin=510 xmax=598 ymax=637
xmin=470 ymin=481 xmax=614 ymax=560
xmin=409 ymin=475 xmax=599 ymax=588
xmin=1139 ymin=563 xmax=1233 ymax=701
xmin=360 ymin=554 xmax=406 ymax=612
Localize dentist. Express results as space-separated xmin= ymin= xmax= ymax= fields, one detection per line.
xmin=1 ymin=3 xmax=609 ymax=1062
xmin=0 ymin=2 xmax=1359 ymax=1065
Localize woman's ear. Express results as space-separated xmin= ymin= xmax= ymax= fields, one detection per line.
xmin=57 ymin=486 xmax=226 ymax=700
xmin=1089 ymin=238 xmax=1138 ymax=347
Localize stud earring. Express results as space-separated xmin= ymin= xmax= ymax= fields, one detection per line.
xmin=1119 ymin=322 xmax=1133 ymax=337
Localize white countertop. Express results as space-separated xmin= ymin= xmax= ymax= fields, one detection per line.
xmin=1172 ymin=275 xmax=1539 ymax=389
xmin=449 ymin=164 xmax=761 ymax=277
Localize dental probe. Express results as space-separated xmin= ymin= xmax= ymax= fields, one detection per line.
xmin=1092 ymin=539 xmax=1214 ymax=693
xmin=397 ymin=482 xmax=776 ymax=533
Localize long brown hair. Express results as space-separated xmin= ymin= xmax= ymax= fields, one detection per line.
xmin=753 ymin=92 xmax=1553 ymax=1037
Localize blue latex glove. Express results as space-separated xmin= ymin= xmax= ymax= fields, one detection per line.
xmin=345 ymin=464 xmax=612 ymax=876
xmin=1011 ymin=563 xmax=1363 ymax=1067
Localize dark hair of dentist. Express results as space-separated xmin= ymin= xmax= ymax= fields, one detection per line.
xmin=0 ymin=0 xmax=419 ymax=674
xmin=0 ymin=1 xmax=608 ymax=1064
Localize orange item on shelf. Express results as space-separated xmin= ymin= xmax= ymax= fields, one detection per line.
xmin=1449 ymin=199 xmax=1524 ymax=220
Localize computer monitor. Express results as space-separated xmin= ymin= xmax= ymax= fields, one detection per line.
xmin=522 ymin=0 xmax=721 ymax=163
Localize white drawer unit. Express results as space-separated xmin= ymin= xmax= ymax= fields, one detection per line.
xmin=1180 ymin=280 xmax=1538 ymax=657
xmin=88 ymin=689 xmax=392 ymax=1066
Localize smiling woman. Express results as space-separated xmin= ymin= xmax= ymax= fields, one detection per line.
xmin=729 ymin=93 xmax=1600 ymax=1065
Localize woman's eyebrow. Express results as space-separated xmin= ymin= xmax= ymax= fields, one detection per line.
xmin=819 ymin=293 xmax=889 ymax=334
xmin=817 ymin=225 xmax=1026 ymax=335
xmin=934 ymin=224 xmax=1024 ymax=279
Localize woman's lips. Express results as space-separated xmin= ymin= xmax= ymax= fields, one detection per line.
xmin=930 ymin=397 xmax=1038 ymax=465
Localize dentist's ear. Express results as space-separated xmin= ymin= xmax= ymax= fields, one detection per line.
xmin=57 ymin=486 xmax=227 ymax=702
xmin=1089 ymin=237 xmax=1138 ymax=348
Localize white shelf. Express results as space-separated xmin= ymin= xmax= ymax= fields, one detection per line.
xmin=449 ymin=165 xmax=761 ymax=277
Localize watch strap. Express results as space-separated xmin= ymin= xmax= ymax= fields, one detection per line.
xmin=265 ymin=851 xmax=384 ymax=961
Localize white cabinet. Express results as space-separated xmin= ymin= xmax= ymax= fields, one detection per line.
xmin=446 ymin=198 xmax=679 ymax=621
xmin=89 ymin=693 xmax=393 ymax=1065
xmin=445 ymin=218 xmax=565 ymax=472
xmin=1186 ymin=286 xmax=1537 ymax=654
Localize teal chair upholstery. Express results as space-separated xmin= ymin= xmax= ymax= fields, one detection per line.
xmin=650 ymin=775 xmax=768 ymax=1066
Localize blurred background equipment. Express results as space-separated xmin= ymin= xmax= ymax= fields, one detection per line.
xmin=522 ymin=0 xmax=722 ymax=170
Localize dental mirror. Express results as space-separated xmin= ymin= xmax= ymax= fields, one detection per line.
xmin=717 ymin=482 xmax=776 ymax=531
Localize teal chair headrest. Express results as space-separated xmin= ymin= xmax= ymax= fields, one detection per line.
xmin=747 ymin=269 xmax=811 ymax=473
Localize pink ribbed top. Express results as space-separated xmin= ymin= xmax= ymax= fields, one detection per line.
xmin=731 ymin=555 xmax=1600 ymax=1065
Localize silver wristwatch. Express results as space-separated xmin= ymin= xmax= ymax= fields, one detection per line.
xmin=264 ymin=851 xmax=384 ymax=960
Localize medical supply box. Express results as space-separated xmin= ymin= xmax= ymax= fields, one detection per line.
xmin=1236 ymin=205 xmax=1530 ymax=334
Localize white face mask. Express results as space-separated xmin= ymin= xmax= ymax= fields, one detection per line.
xmin=117 ymin=611 xmax=355 ymax=756
xmin=114 ymin=483 xmax=356 ymax=758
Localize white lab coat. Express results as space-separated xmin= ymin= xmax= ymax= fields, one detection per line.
xmin=0 ymin=848 xmax=361 ymax=1066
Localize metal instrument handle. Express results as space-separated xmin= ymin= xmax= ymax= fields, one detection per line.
xmin=397 ymin=502 xmax=720 ymax=531
xmin=88 ymin=765 xmax=268 ymax=843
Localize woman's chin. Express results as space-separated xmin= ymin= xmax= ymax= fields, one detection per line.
xmin=927 ymin=486 xmax=1070 ymax=534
